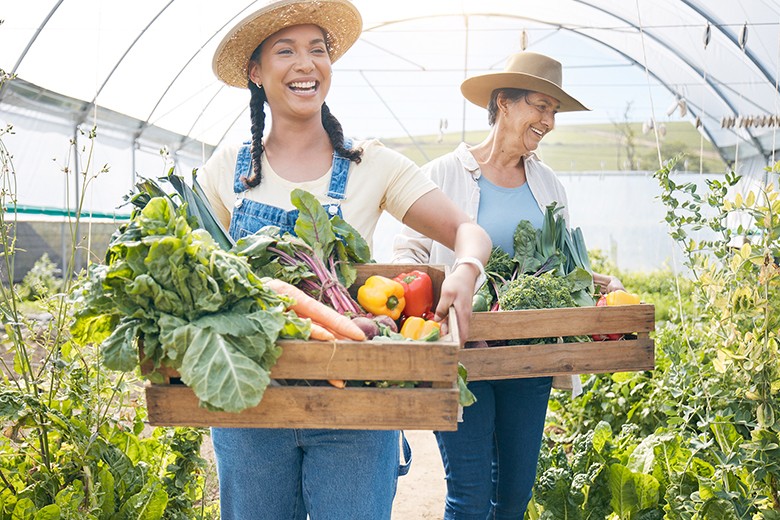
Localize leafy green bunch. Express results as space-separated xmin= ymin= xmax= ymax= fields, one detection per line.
xmin=233 ymin=188 xmax=372 ymax=316
xmin=71 ymin=196 xmax=308 ymax=413
xmin=477 ymin=203 xmax=595 ymax=312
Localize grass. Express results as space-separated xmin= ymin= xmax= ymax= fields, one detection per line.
xmin=382 ymin=121 xmax=727 ymax=173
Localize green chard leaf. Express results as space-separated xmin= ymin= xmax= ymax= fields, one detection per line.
xmin=179 ymin=327 xmax=272 ymax=413
xmin=291 ymin=188 xmax=337 ymax=259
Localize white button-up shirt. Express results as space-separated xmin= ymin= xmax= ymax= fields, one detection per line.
xmin=392 ymin=142 xmax=582 ymax=395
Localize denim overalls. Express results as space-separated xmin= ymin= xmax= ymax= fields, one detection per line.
xmin=228 ymin=140 xmax=352 ymax=239
xmin=211 ymin=140 xmax=410 ymax=520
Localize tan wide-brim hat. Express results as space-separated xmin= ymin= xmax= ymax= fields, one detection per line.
xmin=461 ymin=51 xmax=589 ymax=112
xmin=213 ymin=0 xmax=362 ymax=89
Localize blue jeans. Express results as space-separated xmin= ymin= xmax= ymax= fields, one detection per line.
xmin=211 ymin=427 xmax=400 ymax=519
xmin=434 ymin=377 xmax=553 ymax=519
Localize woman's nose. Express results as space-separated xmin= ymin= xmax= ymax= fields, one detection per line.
xmin=294 ymin=54 xmax=315 ymax=72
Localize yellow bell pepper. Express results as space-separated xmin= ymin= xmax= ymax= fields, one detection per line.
xmin=605 ymin=290 xmax=641 ymax=306
xmin=399 ymin=316 xmax=441 ymax=341
xmin=357 ymin=275 xmax=406 ymax=320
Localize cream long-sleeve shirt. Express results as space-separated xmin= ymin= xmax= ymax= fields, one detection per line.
xmin=392 ymin=142 xmax=582 ymax=396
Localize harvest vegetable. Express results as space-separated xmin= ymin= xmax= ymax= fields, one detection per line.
xmin=357 ymin=275 xmax=406 ymax=320
xmin=233 ymin=189 xmax=370 ymax=317
xmin=591 ymin=290 xmax=641 ymax=341
xmin=479 ymin=203 xmax=596 ymax=312
xmin=71 ymin=196 xmax=307 ymax=413
xmin=498 ymin=273 xmax=581 ymax=345
xmin=592 ymin=295 xmax=622 ymax=341
xmin=399 ymin=316 xmax=441 ymax=341
xmin=605 ymin=289 xmax=641 ymax=306
xmin=265 ymin=278 xmax=366 ymax=341
xmin=393 ymin=270 xmax=434 ymax=318
xmin=350 ymin=316 xmax=381 ymax=340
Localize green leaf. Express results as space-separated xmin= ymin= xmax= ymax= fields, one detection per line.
xmin=592 ymin=421 xmax=612 ymax=454
xmin=12 ymin=498 xmax=36 ymax=520
xmin=699 ymin=498 xmax=740 ymax=519
xmin=608 ymin=464 xmax=640 ymax=517
xmin=457 ymin=363 xmax=477 ymax=407
xmin=331 ymin=214 xmax=371 ymax=263
xmin=117 ymin=482 xmax=168 ymax=520
xmin=101 ymin=319 xmax=141 ymax=371
xmin=710 ymin=416 xmax=742 ymax=454
xmin=565 ymin=267 xmax=594 ymax=294
xmin=33 ymin=505 xmax=60 ymax=520
xmin=178 ymin=327 xmax=272 ymax=413
xmin=291 ymin=188 xmax=337 ymax=259
xmin=634 ymin=472 xmax=660 ymax=510
xmin=164 ymin=168 xmax=234 ymax=251
xmin=70 ymin=311 xmax=116 ymax=347
xmin=627 ymin=434 xmax=659 ymax=474
xmin=96 ymin=465 xmax=116 ymax=514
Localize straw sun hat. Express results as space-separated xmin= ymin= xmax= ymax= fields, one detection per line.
xmin=461 ymin=51 xmax=589 ymax=112
xmin=213 ymin=0 xmax=362 ymax=89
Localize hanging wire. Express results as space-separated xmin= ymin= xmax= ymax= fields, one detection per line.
xmin=634 ymin=0 xmax=663 ymax=170
xmin=769 ymin=18 xmax=780 ymax=185
xmin=699 ymin=23 xmax=710 ymax=176
xmin=732 ymin=25 xmax=751 ymax=173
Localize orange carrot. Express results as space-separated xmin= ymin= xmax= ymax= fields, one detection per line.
xmin=266 ymin=279 xmax=366 ymax=341
xmin=308 ymin=321 xmax=336 ymax=341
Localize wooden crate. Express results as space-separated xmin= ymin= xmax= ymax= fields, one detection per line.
xmin=460 ymin=304 xmax=655 ymax=381
xmin=144 ymin=264 xmax=461 ymax=430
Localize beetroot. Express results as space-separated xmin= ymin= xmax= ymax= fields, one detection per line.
xmin=351 ymin=316 xmax=380 ymax=339
xmin=372 ymin=314 xmax=398 ymax=333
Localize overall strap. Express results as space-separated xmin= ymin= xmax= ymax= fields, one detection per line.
xmin=233 ymin=141 xmax=253 ymax=193
xmin=326 ymin=138 xmax=353 ymax=200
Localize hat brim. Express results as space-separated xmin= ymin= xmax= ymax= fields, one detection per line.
xmin=461 ymin=72 xmax=589 ymax=112
xmin=213 ymin=0 xmax=362 ymax=89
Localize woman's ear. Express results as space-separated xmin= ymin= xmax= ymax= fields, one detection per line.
xmin=496 ymin=92 xmax=509 ymax=117
xmin=248 ymin=61 xmax=262 ymax=87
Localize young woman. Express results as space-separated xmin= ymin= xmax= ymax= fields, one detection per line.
xmin=198 ymin=1 xmax=491 ymax=518
xmin=393 ymin=51 xmax=624 ymax=518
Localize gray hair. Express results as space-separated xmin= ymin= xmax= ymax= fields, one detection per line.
xmin=487 ymin=88 xmax=531 ymax=125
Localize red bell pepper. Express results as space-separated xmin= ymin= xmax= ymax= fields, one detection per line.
xmin=592 ymin=295 xmax=622 ymax=341
xmin=393 ymin=270 xmax=434 ymax=318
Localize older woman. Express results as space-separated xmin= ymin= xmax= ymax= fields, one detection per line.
xmin=198 ymin=0 xmax=490 ymax=518
xmin=393 ymin=51 xmax=624 ymax=518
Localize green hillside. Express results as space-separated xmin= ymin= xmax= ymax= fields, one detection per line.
xmin=382 ymin=121 xmax=727 ymax=173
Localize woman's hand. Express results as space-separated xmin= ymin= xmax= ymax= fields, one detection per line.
xmin=593 ymin=272 xmax=625 ymax=293
xmin=433 ymin=263 xmax=482 ymax=346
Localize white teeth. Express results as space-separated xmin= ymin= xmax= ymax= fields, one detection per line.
xmin=531 ymin=127 xmax=543 ymax=136
xmin=289 ymin=81 xmax=316 ymax=90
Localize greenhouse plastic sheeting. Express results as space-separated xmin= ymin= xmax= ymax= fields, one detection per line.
xmin=2 ymin=0 xmax=780 ymax=213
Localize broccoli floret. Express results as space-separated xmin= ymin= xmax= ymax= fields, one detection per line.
xmin=498 ymin=272 xmax=576 ymax=311
xmin=498 ymin=273 xmax=577 ymax=344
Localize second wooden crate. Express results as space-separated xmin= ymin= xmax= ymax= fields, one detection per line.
xmin=461 ymin=304 xmax=655 ymax=381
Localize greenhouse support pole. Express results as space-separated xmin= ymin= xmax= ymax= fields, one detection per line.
xmin=71 ymin=126 xmax=81 ymax=275
xmin=132 ymin=138 xmax=137 ymax=187
xmin=461 ymin=15 xmax=469 ymax=143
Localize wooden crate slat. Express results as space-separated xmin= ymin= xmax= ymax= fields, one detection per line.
xmin=469 ymin=304 xmax=655 ymax=341
xmin=460 ymin=337 xmax=655 ymax=381
xmin=269 ymin=340 xmax=458 ymax=380
xmin=145 ymin=384 xmax=459 ymax=430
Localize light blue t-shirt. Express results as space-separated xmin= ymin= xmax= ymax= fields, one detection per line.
xmin=476 ymin=176 xmax=544 ymax=254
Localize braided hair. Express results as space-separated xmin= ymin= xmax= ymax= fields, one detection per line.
xmin=242 ymin=76 xmax=363 ymax=189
